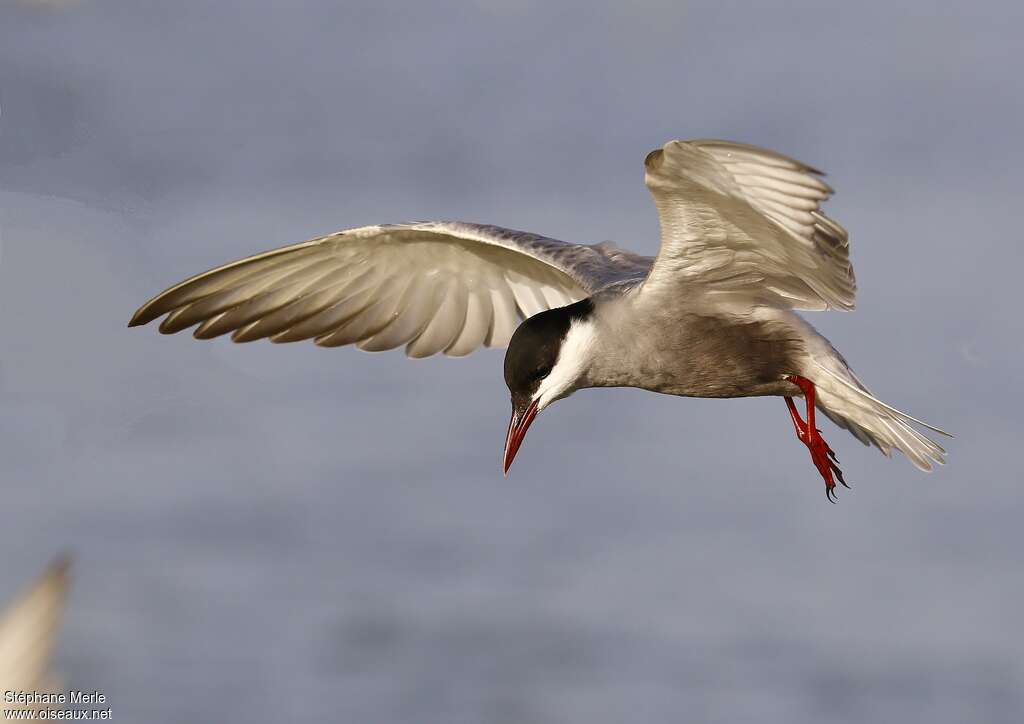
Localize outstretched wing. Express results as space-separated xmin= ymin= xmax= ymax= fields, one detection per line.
xmin=130 ymin=221 xmax=652 ymax=357
xmin=641 ymin=139 xmax=856 ymax=311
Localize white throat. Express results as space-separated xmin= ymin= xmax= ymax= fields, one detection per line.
xmin=534 ymin=318 xmax=597 ymax=411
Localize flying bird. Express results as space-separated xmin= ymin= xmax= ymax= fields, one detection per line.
xmin=129 ymin=139 xmax=949 ymax=500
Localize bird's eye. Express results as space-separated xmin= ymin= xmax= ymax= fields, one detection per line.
xmin=532 ymin=366 xmax=551 ymax=381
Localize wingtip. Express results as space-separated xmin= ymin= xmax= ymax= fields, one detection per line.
xmin=644 ymin=148 xmax=664 ymax=170
xmin=127 ymin=305 xmax=153 ymax=328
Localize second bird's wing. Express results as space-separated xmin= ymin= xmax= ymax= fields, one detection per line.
xmin=0 ymin=556 xmax=71 ymax=696
xmin=129 ymin=221 xmax=652 ymax=357
xmin=641 ymin=139 xmax=856 ymax=311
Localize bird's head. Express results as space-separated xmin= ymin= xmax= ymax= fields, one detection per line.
xmin=502 ymin=298 xmax=595 ymax=474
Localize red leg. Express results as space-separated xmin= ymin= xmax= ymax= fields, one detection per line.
xmin=785 ymin=396 xmax=809 ymax=443
xmin=784 ymin=375 xmax=848 ymax=502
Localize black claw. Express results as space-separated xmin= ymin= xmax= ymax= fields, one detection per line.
xmin=827 ymin=449 xmax=839 ymax=464
xmin=826 ymin=486 xmax=837 ymax=503
xmin=834 ymin=468 xmax=850 ymax=489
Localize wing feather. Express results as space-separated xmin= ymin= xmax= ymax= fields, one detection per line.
xmin=357 ymin=280 xmax=437 ymax=352
xmin=0 ymin=556 xmax=70 ymax=695
xmin=642 ymin=139 xmax=856 ymax=312
xmin=315 ymin=276 xmax=412 ymax=348
xmin=131 ymin=221 xmax=653 ymax=358
xmin=539 ymin=283 xmax=575 ymax=309
xmin=406 ymin=278 xmax=467 ymax=358
xmin=193 ymin=265 xmax=343 ymax=339
xmin=445 ymin=288 xmax=492 ymax=357
xmin=270 ymin=274 xmax=384 ymax=343
xmin=231 ymin=270 xmax=369 ymax=343
xmin=159 ymin=265 xmax=304 ymax=334
xmin=485 ymin=280 xmax=519 ymax=348
xmin=506 ymin=268 xmax=549 ymax=319
xmin=139 ymin=247 xmax=324 ymax=325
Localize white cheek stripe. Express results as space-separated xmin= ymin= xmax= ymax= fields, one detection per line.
xmin=534 ymin=319 xmax=596 ymax=410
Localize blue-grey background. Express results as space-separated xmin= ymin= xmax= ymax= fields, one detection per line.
xmin=1 ymin=1 xmax=1021 ymax=722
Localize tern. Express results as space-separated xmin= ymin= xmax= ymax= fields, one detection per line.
xmin=130 ymin=139 xmax=949 ymax=500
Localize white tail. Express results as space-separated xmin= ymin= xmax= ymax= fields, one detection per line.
xmin=810 ymin=358 xmax=950 ymax=471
